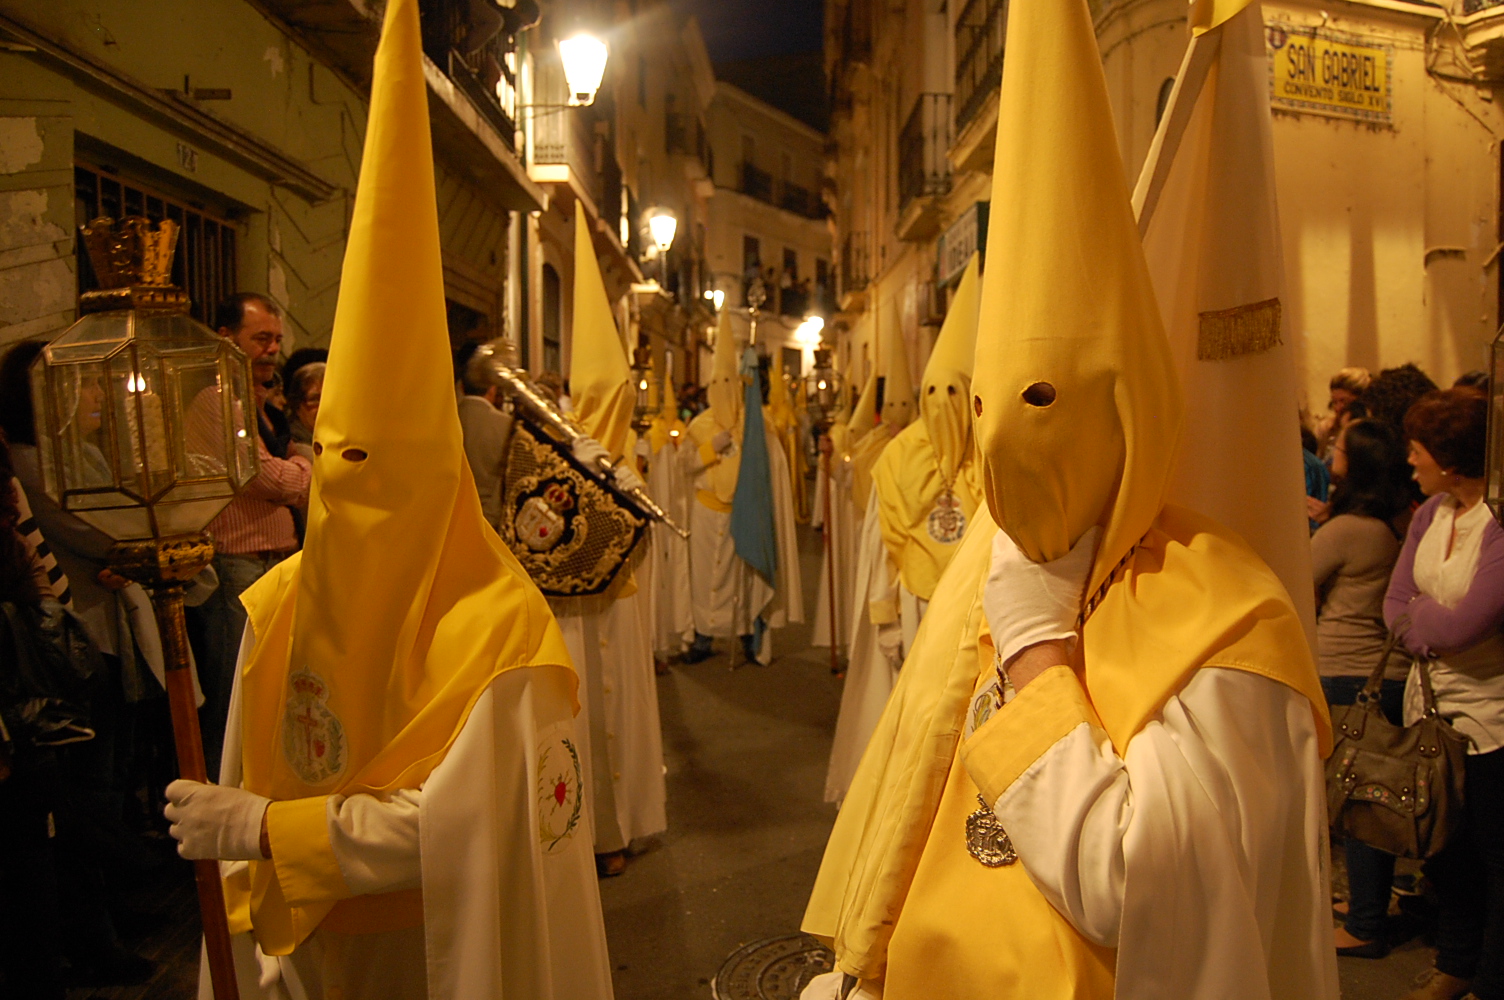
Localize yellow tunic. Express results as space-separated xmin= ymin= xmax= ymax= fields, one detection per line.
xmin=868 ymin=419 xmax=983 ymax=607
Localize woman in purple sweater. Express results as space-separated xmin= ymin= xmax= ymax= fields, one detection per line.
xmin=1385 ymin=388 xmax=1504 ymax=1000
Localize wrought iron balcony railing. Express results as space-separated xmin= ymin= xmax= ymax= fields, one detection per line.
xmin=955 ymin=0 xmax=1007 ymax=136
xmin=742 ymin=162 xmax=774 ymax=203
xmin=899 ymin=93 xmax=952 ymax=211
xmin=420 ymin=0 xmax=518 ymax=151
xmin=841 ymin=233 xmax=870 ymax=297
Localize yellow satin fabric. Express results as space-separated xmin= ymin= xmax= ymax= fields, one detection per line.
xmin=687 ymin=408 xmax=740 ymax=508
xmin=847 ymin=422 xmax=895 ymax=518
xmin=233 ymin=0 xmax=574 ymax=954
xmin=569 ymin=209 xmax=634 ymax=461
xmin=869 ymin=420 xmax=983 ymax=602
xmin=804 ymin=504 xmax=1330 ymax=988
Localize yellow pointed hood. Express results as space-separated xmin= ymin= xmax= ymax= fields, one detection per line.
xmin=768 ymin=347 xmax=795 ymax=434
xmin=878 ymin=299 xmax=915 ymax=430
xmin=922 ymin=254 xmax=981 ymax=485
xmin=972 ymin=0 xmax=1181 ymax=595
xmin=568 ymin=209 xmax=633 ymax=459
xmin=648 ymin=353 xmax=685 ymax=454
xmin=707 ymin=307 xmax=742 ymax=435
xmin=234 ymin=0 xmax=573 ymax=953
xmin=848 ymin=356 xmax=879 ymax=442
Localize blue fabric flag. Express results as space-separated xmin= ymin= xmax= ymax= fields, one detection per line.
xmin=731 ymin=347 xmax=778 ymax=584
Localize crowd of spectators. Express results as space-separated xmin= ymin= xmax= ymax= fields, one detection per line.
xmin=0 ymin=292 xmax=322 ymax=997
xmin=1308 ymin=363 xmax=1504 ymax=1000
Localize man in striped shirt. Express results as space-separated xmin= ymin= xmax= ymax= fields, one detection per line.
xmin=190 ymin=292 xmax=312 ymax=776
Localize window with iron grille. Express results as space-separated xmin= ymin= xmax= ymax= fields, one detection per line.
xmin=74 ymin=163 xmax=239 ymax=328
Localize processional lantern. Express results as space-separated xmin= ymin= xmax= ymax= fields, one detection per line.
xmin=804 ymin=345 xmax=843 ymax=432
xmin=1488 ymin=324 xmax=1504 ymax=522
xmin=32 ymin=217 xmax=258 ymax=540
xmin=630 ymin=337 xmax=655 ymax=433
xmin=31 ymin=215 xmax=253 ymax=1000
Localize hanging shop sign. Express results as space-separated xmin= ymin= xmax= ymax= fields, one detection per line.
xmin=937 ymin=201 xmax=989 ymax=287
xmin=1266 ymin=23 xmax=1392 ymax=125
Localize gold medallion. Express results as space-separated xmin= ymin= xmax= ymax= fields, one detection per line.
xmin=965 ymin=794 xmax=1017 ymax=867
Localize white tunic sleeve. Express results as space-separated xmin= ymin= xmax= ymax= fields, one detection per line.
xmin=962 ymin=666 xmax=1337 ymax=1000
xmin=325 ymin=790 xmax=423 ymax=896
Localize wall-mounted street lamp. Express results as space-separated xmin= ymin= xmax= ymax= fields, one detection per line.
xmin=648 ymin=210 xmax=677 ymax=255
xmin=794 ymin=313 xmax=825 ymax=348
xmin=558 ymin=32 xmax=609 ymax=106
xmin=648 ymin=209 xmax=677 ymax=288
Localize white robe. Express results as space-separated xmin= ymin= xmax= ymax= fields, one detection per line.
xmin=554 ymin=586 xmax=668 ymax=853
xmin=684 ymin=426 xmax=802 ymax=648
xmin=978 ymin=668 xmax=1337 ymax=1000
xmin=648 ymin=438 xmax=694 ymax=659
xmin=205 ymin=630 xmax=614 ymax=1000
xmin=823 ymin=490 xmax=895 ymax=803
xmin=811 ymin=453 xmax=857 ymax=655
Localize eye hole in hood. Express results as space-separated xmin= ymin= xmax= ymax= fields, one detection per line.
xmin=1022 ymin=382 xmax=1057 ymax=407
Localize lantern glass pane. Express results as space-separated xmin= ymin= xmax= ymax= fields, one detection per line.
xmin=33 ymin=308 xmax=258 ymax=541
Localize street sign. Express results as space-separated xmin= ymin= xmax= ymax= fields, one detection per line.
xmin=1267 ymin=22 xmax=1392 ymax=125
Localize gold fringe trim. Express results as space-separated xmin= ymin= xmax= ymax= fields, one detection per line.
xmin=1197 ymin=297 xmax=1282 ymax=361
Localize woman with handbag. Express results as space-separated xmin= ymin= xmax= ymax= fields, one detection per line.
xmin=1384 ymin=388 xmax=1504 ymax=1000
xmin=1315 ymin=418 xmax=1413 ymax=957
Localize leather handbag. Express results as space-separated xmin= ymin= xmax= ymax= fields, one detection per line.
xmin=1325 ymin=632 xmax=1469 ymax=859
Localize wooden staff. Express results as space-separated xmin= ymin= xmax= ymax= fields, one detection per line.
xmin=115 ymin=535 xmax=240 ymax=1000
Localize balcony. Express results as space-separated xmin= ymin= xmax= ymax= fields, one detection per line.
xmin=742 ymin=162 xmax=774 ymax=203
xmin=953 ymin=0 xmax=1007 ymax=170
xmin=666 ymin=111 xmax=711 ymax=178
xmin=421 ymin=0 xmax=519 ymax=152
xmin=840 ymin=232 xmax=870 ymax=309
xmin=210 ymin=0 xmax=540 ymax=210
xmin=780 ymin=182 xmax=827 ymax=220
xmin=896 ymin=93 xmax=952 ymax=241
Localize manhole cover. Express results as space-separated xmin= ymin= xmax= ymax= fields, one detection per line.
xmin=711 ymin=933 xmax=835 ymax=1000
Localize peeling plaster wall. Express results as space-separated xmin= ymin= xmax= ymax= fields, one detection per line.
xmin=0 ymin=78 xmax=78 ymax=351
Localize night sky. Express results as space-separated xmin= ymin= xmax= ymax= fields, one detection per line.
xmin=669 ymin=0 xmax=824 ymax=62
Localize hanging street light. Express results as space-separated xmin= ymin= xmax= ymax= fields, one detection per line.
xmin=558 ymin=32 xmax=609 ymax=106
xmin=648 ymin=208 xmax=677 ymax=290
xmin=30 ymin=215 xmax=257 ymax=999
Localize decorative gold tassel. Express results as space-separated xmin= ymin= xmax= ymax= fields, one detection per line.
xmin=1197 ymin=297 xmax=1282 ymax=361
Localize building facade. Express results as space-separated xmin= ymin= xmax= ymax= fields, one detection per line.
xmin=0 ymin=0 xmax=542 ymax=358
xmin=824 ymin=0 xmax=1504 ymax=410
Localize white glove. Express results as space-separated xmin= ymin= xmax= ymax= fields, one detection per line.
xmin=711 ymin=430 xmax=734 ymax=454
xmin=571 ymin=436 xmax=611 ymax=470
xmin=635 ymin=437 xmax=651 ymax=459
xmin=876 ymin=621 xmax=904 ymax=668
xmin=164 ymin=779 xmax=269 ymax=861
xmin=800 ymin=972 xmax=843 ymax=1000
xmin=983 ymin=524 xmax=1099 ymax=669
xmin=614 ymin=461 xmax=647 ymax=494
xmin=800 ymin=972 xmax=874 ymax=1000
